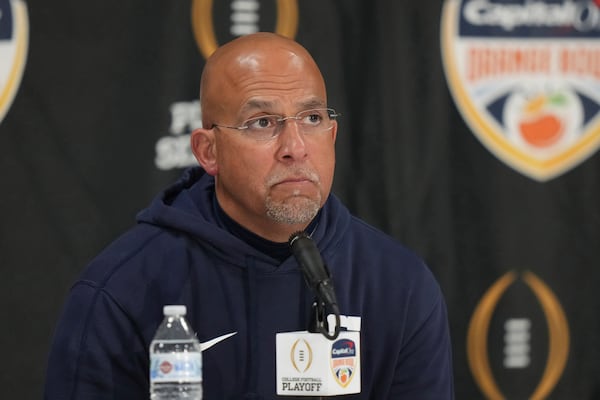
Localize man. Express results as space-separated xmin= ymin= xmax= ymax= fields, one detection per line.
xmin=45 ymin=33 xmax=454 ymax=399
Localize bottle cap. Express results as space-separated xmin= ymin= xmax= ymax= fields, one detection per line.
xmin=163 ymin=305 xmax=187 ymax=316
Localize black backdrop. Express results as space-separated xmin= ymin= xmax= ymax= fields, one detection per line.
xmin=1 ymin=1 xmax=599 ymax=399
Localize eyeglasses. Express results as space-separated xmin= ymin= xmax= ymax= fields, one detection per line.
xmin=212 ymin=108 xmax=340 ymax=141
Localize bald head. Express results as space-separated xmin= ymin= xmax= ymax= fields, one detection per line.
xmin=199 ymin=33 xmax=327 ymax=128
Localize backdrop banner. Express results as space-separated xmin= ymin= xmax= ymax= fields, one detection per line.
xmin=1 ymin=1 xmax=599 ymax=398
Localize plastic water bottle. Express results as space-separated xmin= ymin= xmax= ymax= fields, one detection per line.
xmin=150 ymin=305 xmax=203 ymax=399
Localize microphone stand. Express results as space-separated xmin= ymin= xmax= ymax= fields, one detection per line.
xmin=288 ymin=230 xmax=341 ymax=340
xmin=308 ymin=300 xmax=340 ymax=400
xmin=289 ymin=230 xmax=341 ymax=399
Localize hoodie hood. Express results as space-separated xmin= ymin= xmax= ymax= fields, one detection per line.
xmin=136 ymin=167 xmax=351 ymax=268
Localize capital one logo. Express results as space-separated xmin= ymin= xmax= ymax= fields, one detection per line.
xmin=467 ymin=271 xmax=570 ymax=399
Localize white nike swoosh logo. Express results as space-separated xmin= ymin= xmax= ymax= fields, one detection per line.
xmin=200 ymin=332 xmax=237 ymax=351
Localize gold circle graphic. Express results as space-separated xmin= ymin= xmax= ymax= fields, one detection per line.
xmin=522 ymin=272 xmax=570 ymax=400
xmin=191 ymin=0 xmax=299 ymax=60
xmin=467 ymin=271 xmax=570 ymax=399
xmin=467 ymin=271 xmax=516 ymax=400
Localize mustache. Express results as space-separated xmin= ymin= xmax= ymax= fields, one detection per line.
xmin=266 ymin=167 xmax=320 ymax=187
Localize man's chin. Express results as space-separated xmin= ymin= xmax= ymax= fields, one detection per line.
xmin=265 ymin=196 xmax=321 ymax=225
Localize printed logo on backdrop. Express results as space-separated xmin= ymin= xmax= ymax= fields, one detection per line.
xmin=0 ymin=0 xmax=28 ymax=126
xmin=441 ymin=0 xmax=600 ymax=181
xmin=155 ymin=100 xmax=203 ymax=170
xmin=467 ymin=270 xmax=570 ymax=399
xmin=155 ymin=0 xmax=299 ymax=171
xmin=191 ymin=0 xmax=298 ymax=59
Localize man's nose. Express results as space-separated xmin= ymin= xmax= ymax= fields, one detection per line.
xmin=276 ymin=118 xmax=308 ymax=161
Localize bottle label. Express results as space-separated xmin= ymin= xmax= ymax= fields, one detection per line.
xmin=150 ymin=352 xmax=202 ymax=383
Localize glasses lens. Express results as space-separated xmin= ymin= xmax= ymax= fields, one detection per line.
xmin=243 ymin=115 xmax=279 ymax=140
xmin=297 ymin=108 xmax=335 ymax=134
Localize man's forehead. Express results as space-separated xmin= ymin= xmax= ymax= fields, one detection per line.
xmin=220 ymin=50 xmax=306 ymax=80
xmin=239 ymin=97 xmax=327 ymax=114
xmin=236 ymin=54 xmax=261 ymax=70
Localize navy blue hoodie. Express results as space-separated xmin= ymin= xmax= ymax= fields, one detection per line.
xmin=45 ymin=167 xmax=454 ymax=399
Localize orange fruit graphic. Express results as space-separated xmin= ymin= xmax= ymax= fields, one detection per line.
xmin=519 ymin=113 xmax=564 ymax=148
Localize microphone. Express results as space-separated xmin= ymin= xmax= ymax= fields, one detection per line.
xmin=289 ymin=231 xmax=340 ymax=340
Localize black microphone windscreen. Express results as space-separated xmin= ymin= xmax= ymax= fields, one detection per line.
xmin=289 ymin=231 xmax=330 ymax=290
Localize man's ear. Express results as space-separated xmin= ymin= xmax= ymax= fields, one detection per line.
xmin=190 ymin=128 xmax=218 ymax=176
xmin=330 ymin=120 xmax=338 ymax=143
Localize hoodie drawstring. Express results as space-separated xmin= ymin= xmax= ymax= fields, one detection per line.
xmin=244 ymin=256 xmax=260 ymax=397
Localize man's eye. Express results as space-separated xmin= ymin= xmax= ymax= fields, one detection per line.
xmin=309 ymin=114 xmax=322 ymax=123
xmin=303 ymin=113 xmax=323 ymax=125
xmin=247 ymin=117 xmax=275 ymax=130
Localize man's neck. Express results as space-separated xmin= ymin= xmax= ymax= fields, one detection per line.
xmin=213 ymin=197 xmax=320 ymax=262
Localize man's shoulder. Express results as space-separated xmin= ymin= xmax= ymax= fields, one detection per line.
xmin=343 ymin=216 xmax=439 ymax=290
xmin=348 ymin=216 xmax=421 ymax=260
xmin=78 ymin=222 xmax=197 ymax=289
xmin=66 ymin=222 xmax=214 ymax=324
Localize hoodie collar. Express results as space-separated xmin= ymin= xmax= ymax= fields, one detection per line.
xmin=136 ymin=167 xmax=351 ymax=267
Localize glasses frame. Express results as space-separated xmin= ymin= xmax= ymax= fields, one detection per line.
xmin=212 ymin=108 xmax=340 ymax=141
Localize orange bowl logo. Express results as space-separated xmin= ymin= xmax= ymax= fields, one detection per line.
xmin=330 ymin=339 xmax=357 ymax=388
xmin=441 ymin=0 xmax=600 ymax=181
xmin=0 ymin=0 xmax=28 ymax=125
